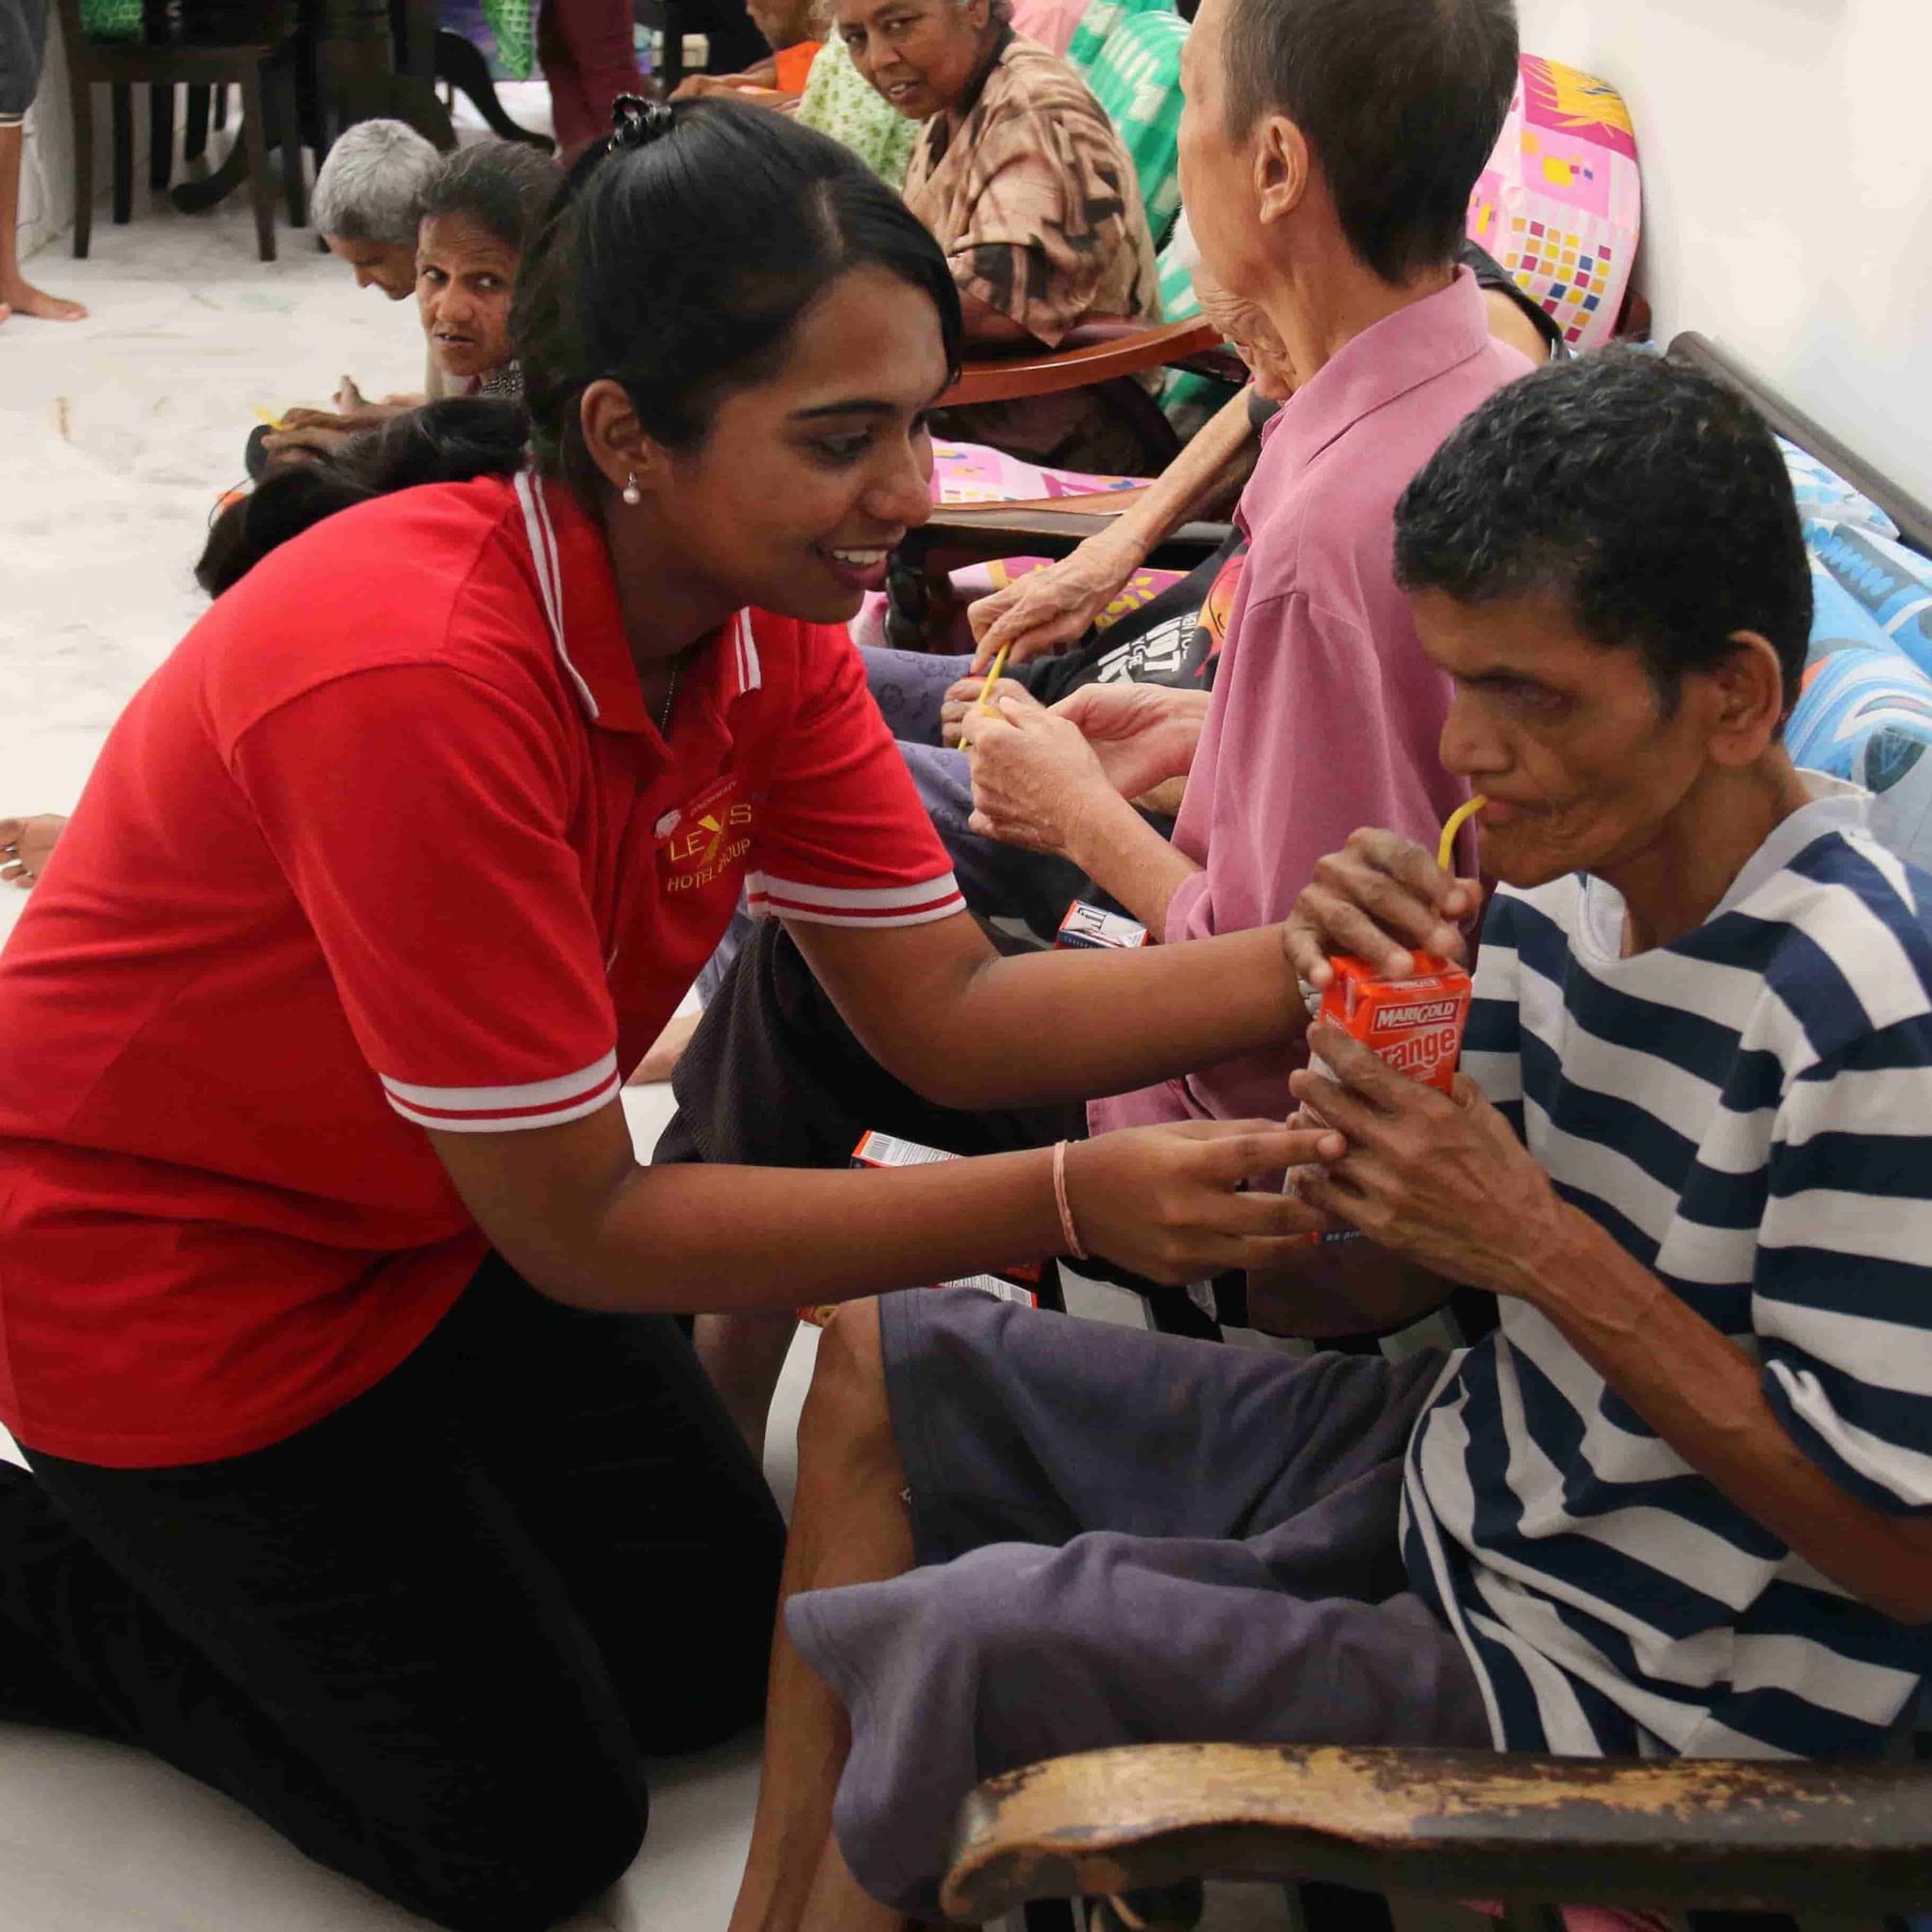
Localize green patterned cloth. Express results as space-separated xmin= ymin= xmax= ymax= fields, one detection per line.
xmin=479 ymin=0 xmax=535 ymax=82
xmin=1070 ymin=4 xmax=1186 ymax=246
xmin=1064 ymin=0 xmax=1173 ymax=81
xmin=798 ymin=35 xmax=918 ymax=188
xmin=78 ymin=0 xmax=144 ymax=39
xmin=1154 ymin=216 xmax=1198 ymax=322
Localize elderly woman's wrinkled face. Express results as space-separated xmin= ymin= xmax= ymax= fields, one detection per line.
xmin=416 ymin=214 xmax=519 ymax=382
xmin=326 ymin=234 xmax=418 ymax=301
xmin=837 ymin=0 xmax=994 ymax=121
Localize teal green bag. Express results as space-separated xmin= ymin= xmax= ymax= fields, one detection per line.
xmin=1065 ymin=0 xmax=1173 ymax=83
xmin=1075 ymin=5 xmax=1187 ymax=248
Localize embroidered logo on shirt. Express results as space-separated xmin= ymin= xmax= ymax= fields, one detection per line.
xmin=659 ymin=774 xmax=753 ymax=895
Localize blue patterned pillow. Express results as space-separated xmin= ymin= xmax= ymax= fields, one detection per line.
xmin=1787 ymin=644 xmax=1932 ymax=868
xmin=1778 ymin=435 xmax=1899 ymax=541
xmin=1806 ymin=522 xmax=1932 ymax=682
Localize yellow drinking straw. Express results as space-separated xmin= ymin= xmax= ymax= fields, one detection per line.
xmin=977 ymin=639 xmax=1014 ymax=713
xmin=252 ymin=406 xmax=287 ymax=431
xmin=1437 ymin=793 xmax=1488 ymax=871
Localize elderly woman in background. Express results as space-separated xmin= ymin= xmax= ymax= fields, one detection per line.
xmin=286 ymin=119 xmax=454 ymax=454
xmin=268 ymin=140 xmax=560 ymax=463
xmin=312 ymin=120 xmax=443 ymax=308
xmin=836 ymin=0 xmax=1161 ymax=471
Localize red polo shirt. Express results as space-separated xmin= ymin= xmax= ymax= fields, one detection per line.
xmin=0 ymin=472 xmax=962 ymax=1467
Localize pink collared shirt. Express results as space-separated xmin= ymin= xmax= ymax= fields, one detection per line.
xmin=1090 ymin=270 xmax=1533 ymax=1137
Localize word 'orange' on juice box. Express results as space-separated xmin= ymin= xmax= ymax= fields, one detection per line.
xmin=1315 ymin=952 xmax=1472 ymax=1094
xmin=1289 ymin=953 xmax=1473 ymax=1244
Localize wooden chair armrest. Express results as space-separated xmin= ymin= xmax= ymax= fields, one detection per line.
xmin=941 ymin=1743 xmax=1932 ymax=1920
xmin=939 ymin=318 xmax=1225 ymax=409
xmin=899 ymin=491 xmax=1233 ymax=575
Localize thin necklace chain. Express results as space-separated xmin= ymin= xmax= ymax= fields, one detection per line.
xmin=656 ymin=652 xmax=683 ymax=738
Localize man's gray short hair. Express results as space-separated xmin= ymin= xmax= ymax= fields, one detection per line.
xmin=311 ymin=120 xmax=443 ymax=244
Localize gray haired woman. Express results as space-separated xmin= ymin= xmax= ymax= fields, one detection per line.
xmin=312 ymin=117 xmax=443 ymax=302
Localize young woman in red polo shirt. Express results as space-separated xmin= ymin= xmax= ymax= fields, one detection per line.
xmin=0 ymin=100 xmax=1334 ymax=1931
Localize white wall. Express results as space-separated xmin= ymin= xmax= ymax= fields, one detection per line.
xmin=1515 ymin=0 xmax=1932 ymax=507
xmin=14 ymin=14 xmax=77 ymax=262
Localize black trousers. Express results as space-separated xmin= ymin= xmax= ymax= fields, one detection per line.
xmin=0 ymin=1256 xmax=785 ymax=1932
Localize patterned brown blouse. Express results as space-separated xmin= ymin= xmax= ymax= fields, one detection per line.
xmin=904 ymin=31 xmax=1163 ymax=473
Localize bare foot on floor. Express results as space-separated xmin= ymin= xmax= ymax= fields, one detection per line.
xmin=0 ymin=815 xmax=68 ymax=888
xmin=627 ymin=1010 xmax=701 ymax=1086
xmin=0 ymin=282 xmax=88 ymax=323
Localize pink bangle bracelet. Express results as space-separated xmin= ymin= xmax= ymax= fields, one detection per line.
xmin=1052 ymin=1139 xmax=1089 ymax=1261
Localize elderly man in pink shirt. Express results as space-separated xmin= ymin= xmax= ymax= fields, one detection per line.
xmin=959 ymin=142 xmax=1535 ymax=1152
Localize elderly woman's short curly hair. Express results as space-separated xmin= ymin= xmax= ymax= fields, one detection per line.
xmin=310 ymin=120 xmax=443 ymax=245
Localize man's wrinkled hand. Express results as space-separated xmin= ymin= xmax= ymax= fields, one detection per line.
xmin=1284 ymin=827 xmax=1482 ymax=988
xmin=1290 ymin=1022 xmax=1566 ymax=1297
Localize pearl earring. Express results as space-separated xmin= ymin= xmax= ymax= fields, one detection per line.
xmin=621 ymin=472 xmax=642 ymax=506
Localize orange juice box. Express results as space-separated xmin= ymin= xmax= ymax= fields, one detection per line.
xmin=1290 ymin=953 xmax=1473 ymax=1242
xmin=1314 ymin=952 xmax=1473 ymax=1094
xmin=795 ymin=1131 xmax=1042 ymax=1325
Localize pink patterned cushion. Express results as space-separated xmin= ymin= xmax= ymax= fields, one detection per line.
xmin=1467 ymin=55 xmax=1643 ymax=352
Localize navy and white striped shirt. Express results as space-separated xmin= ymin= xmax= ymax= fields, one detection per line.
xmin=1403 ymin=778 xmax=1932 ymax=1759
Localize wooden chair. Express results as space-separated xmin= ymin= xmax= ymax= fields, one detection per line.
xmin=884 ymin=315 xmax=1239 ymax=648
xmin=945 ymin=1743 xmax=1932 ymax=1928
xmin=57 ymin=0 xmax=305 ymax=261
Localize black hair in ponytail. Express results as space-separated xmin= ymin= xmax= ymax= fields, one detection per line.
xmin=195 ymin=398 xmax=529 ymax=597
xmin=510 ymin=95 xmax=961 ymax=497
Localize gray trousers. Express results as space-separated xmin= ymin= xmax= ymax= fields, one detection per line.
xmin=1 ymin=0 xmax=47 ymax=121
xmin=788 ymin=1290 xmax=1489 ymax=1918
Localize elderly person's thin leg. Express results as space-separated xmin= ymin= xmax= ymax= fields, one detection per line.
xmin=728 ymin=1300 xmax=912 ymax=1932
xmin=0 ymin=125 xmax=85 ymax=323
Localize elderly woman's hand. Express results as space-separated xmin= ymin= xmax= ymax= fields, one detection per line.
xmin=939 ymin=672 xmax=1043 ymax=748
xmin=959 ymin=696 xmax=1117 ymax=857
xmin=1290 ymin=1023 xmax=1569 ymax=1298
xmin=966 ymin=531 xmax=1142 ymax=672
xmin=1052 ymin=683 xmax=1208 ymax=802
xmin=1283 ymin=828 xmax=1483 ymax=990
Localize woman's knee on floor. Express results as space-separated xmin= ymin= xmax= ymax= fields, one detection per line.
xmin=373 ymin=1747 xmax=647 ymax=1932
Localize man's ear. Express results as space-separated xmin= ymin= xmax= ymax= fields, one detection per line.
xmin=580 ymin=378 xmax=672 ymax=499
xmin=1700 ymin=630 xmax=1791 ymax=768
xmin=1253 ymin=114 xmax=1310 ymax=227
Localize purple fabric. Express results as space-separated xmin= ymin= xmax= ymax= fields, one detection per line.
xmin=1090 ymin=271 xmax=1533 ymax=1138
xmin=788 ymin=1291 xmax=1487 ymax=1918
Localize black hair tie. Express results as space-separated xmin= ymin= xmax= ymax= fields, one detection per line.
xmin=609 ymin=95 xmax=675 ymax=154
